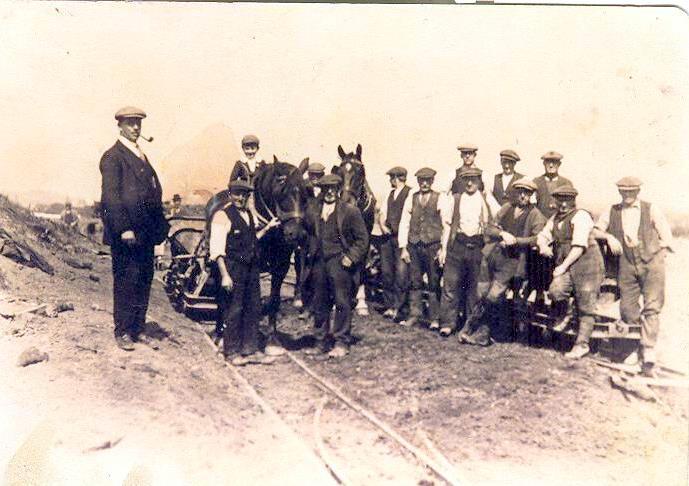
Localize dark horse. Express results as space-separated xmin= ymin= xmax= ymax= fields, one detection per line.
xmin=332 ymin=144 xmax=376 ymax=315
xmin=206 ymin=156 xmax=311 ymax=351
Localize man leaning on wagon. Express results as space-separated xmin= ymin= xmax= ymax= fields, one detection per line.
xmin=537 ymin=185 xmax=604 ymax=360
xmin=591 ymin=176 xmax=674 ymax=374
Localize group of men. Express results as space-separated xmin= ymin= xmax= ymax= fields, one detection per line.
xmin=99 ymin=107 xmax=673 ymax=374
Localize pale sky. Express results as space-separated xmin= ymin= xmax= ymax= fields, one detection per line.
xmin=1 ymin=2 xmax=688 ymax=213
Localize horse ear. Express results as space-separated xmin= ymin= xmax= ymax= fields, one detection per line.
xmin=331 ymin=165 xmax=339 ymax=175
xmin=356 ymin=144 xmax=362 ymax=161
xmin=273 ymin=154 xmax=278 ymax=163
xmin=337 ymin=145 xmax=346 ymax=160
xmin=298 ymin=157 xmax=309 ymax=175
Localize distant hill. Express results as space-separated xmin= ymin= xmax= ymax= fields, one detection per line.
xmin=7 ymin=190 xmax=87 ymax=208
xmin=158 ymin=123 xmax=240 ymax=201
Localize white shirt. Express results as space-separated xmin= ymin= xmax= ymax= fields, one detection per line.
xmin=321 ymin=201 xmax=336 ymax=221
xmin=500 ymin=173 xmax=515 ymax=190
xmin=455 ymin=191 xmax=484 ymax=237
xmin=537 ymin=209 xmax=594 ymax=253
xmin=209 ymin=205 xmax=251 ymax=260
xmin=594 ymin=199 xmax=674 ymax=250
xmin=118 ymin=136 xmax=146 ymax=160
xmin=240 ymin=155 xmax=259 ymax=174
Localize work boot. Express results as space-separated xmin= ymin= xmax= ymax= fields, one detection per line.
xmin=134 ymin=333 xmax=160 ymax=350
xmin=229 ymin=355 xmax=250 ymax=366
xmin=265 ymin=343 xmax=286 ymax=357
xmin=401 ymin=317 xmax=418 ymax=327
xmin=328 ymin=343 xmax=349 ymax=358
xmin=551 ymin=300 xmax=574 ymax=332
xmin=565 ymin=343 xmax=590 ymax=360
xmin=439 ymin=326 xmax=453 ymax=337
xmin=429 ymin=320 xmax=440 ymax=331
xmin=464 ymin=326 xmax=491 ymax=346
xmin=245 ymin=352 xmax=276 ymax=365
xmin=383 ymin=308 xmax=395 ymax=319
xmin=115 ymin=334 xmax=136 ymax=351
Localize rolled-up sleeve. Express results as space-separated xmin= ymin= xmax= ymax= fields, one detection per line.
xmin=397 ymin=194 xmax=414 ymax=249
xmin=537 ymin=217 xmax=555 ymax=252
xmin=209 ymin=210 xmax=232 ymax=260
xmin=594 ymin=208 xmax=611 ymax=232
xmin=571 ymin=210 xmax=594 ymax=248
xmin=650 ymin=203 xmax=675 ymax=251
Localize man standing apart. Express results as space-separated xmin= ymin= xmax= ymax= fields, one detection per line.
xmin=492 ymin=150 xmax=524 ymax=206
xmin=399 ymin=168 xmax=445 ymax=329
xmin=437 ymin=168 xmax=492 ymax=338
xmin=377 ymin=166 xmax=411 ymax=321
xmin=591 ymin=177 xmax=673 ymax=373
xmin=537 ymin=185 xmax=604 ymax=359
xmin=460 ymin=179 xmax=546 ymax=345
xmin=100 ymin=106 xmax=169 ymax=351
xmin=306 ymin=174 xmax=369 ymax=358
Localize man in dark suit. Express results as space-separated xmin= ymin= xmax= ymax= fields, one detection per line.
xmin=100 ymin=106 xmax=169 ymax=351
xmin=492 ymin=150 xmax=524 ymax=206
xmin=304 ymin=174 xmax=369 ymax=358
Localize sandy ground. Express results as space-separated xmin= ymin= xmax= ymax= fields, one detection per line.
xmin=0 ymin=205 xmax=687 ymax=485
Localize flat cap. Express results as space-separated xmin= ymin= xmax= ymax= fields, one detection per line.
xmin=551 ymin=185 xmax=578 ymax=197
xmin=386 ymin=166 xmax=408 ymax=177
xmin=460 ymin=167 xmax=483 ymax=179
xmin=307 ymin=162 xmax=326 ymax=174
xmin=228 ymin=179 xmax=254 ymax=192
xmin=172 ymin=193 xmax=182 ymax=201
xmin=415 ymin=167 xmax=437 ymax=178
xmin=616 ymin=176 xmax=642 ymax=190
xmin=457 ymin=144 xmax=478 ymax=152
xmin=241 ymin=134 xmax=260 ymax=146
xmin=541 ymin=151 xmax=563 ymax=161
xmin=317 ymin=174 xmax=343 ymax=187
xmin=512 ymin=179 xmax=537 ymax=192
xmin=500 ymin=150 xmax=520 ymax=163
xmin=115 ymin=106 xmax=146 ymax=121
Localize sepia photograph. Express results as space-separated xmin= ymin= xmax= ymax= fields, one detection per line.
xmin=0 ymin=1 xmax=688 ymax=485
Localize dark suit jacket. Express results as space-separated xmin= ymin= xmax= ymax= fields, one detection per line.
xmin=492 ymin=172 xmax=524 ymax=205
xmin=229 ymin=159 xmax=266 ymax=183
xmin=533 ymin=174 xmax=573 ymax=219
xmin=99 ymin=140 xmax=169 ymax=246
xmin=305 ymin=199 xmax=369 ymax=265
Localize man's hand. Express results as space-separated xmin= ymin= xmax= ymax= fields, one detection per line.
xmin=606 ymin=235 xmax=623 ymax=256
xmin=221 ymin=274 xmax=234 ymax=291
xmin=266 ymin=217 xmax=281 ymax=230
xmin=341 ymin=255 xmax=353 ymax=268
xmin=553 ymin=264 xmax=568 ymax=278
xmin=436 ymin=247 xmax=446 ymax=266
xmin=500 ymin=231 xmax=517 ymax=246
xmin=380 ymin=224 xmax=391 ymax=236
xmin=400 ymin=248 xmax=411 ymax=264
xmin=121 ymin=230 xmax=136 ymax=246
xmin=540 ymin=246 xmax=554 ymax=258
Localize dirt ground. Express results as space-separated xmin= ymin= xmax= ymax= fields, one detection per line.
xmin=0 ymin=200 xmax=687 ymax=485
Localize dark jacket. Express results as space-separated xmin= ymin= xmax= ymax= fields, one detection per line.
xmin=533 ymin=174 xmax=573 ymax=218
xmin=99 ymin=140 xmax=169 ymax=246
xmin=229 ymin=159 xmax=266 ymax=184
xmin=492 ymin=172 xmax=524 ymax=205
xmin=305 ymin=199 xmax=369 ymax=265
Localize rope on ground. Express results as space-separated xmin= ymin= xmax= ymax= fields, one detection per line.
xmin=287 ymin=351 xmax=463 ymax=486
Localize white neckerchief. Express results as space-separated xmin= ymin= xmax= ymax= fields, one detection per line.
xmin=240 ymin=155 xmax=260 ymax=174
xmin=118 ymin=136 xmax=145 ymax=160
xmin=321 ymin=201 xmax=336 ymax=221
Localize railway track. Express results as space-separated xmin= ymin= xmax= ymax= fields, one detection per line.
xmin=192 ymin=320 xmax=464 ymax=486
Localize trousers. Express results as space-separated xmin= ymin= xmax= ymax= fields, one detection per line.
xmin=379 ymin=235 xmax=409 ymax=312
xmin=439 ymin=238 xmax=483 ymax=331
xmin=618 ymin=250 xmax=665 ymax=351
xmin=217 ymin=259 xmax=261 ymax=357
xmin=312 ymin=256 xmax=356 ymax=346
xmin=111 ymin=240 xmax=154 ymax=338
xmin=408 ymin=242 xmax=441 ymax=321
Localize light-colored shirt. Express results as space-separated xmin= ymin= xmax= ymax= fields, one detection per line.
xmin=240 ymin=155 xmax=259 ymax=174
xmin=500 ymin=173 xmax=514 ymax=190
xmin=594 ymin=199 xmax=674 ymax=250
xmin=397 ymin=190 xmax=450 ymax=249
xmin=450 ymin=191 xmax=484 ymax=237
xmin=118 ymin=136 xmax=146 ymax=160
xmin=209 ymin=206 xmax=251 ymax=260
xmin=321 ymin=201 xmax=336 ymax=221
xmin=537 ymin=209 xmax=594 ymax=252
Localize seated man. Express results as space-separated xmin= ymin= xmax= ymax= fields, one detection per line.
xmin=461 ymin=179 xmax=546 ymax=345
xmin=537 ymin=185 xmax=604 ymax=360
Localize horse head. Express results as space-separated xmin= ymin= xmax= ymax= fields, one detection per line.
xmin=334 ymin=144 xmax=366 ymax=206
xmin=254 ymin=156 xmax=310 ymax=246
